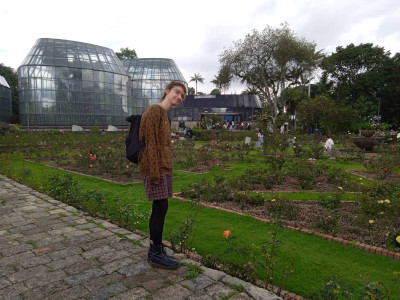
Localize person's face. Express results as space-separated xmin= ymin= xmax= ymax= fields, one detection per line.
xmin=165 ymin=86 xmax=186 ymax=106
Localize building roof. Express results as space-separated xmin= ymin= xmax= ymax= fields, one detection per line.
xmin=175 ymin=94 xmax=262 ymax=109
xmin=122 ymin=58 xmax=186 ymax=82
xmin=19 ymin=38 xmax=127 ymax=75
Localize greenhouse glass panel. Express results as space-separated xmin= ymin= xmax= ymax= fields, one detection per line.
xmin=121 ymin=58 xmax=186 ymax=115
xmin=18 ymin=38 xmax=132 ymax=126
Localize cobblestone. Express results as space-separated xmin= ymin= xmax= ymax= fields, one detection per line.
xmin=0 ymin=174 xmax=282 ymax=300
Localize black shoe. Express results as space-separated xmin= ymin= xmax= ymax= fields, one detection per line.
xmin=147 ymin=243 xmax=176 ymax=261
xmin=148 ymin=244 xmax=179 ymax=270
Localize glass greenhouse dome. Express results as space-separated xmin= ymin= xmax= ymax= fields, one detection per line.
xmin=0 ymin=75 xmax=12 ymax=122
xmin=18 ymin=38 xmax=132 ymax=126
xmin=122 ymin=58 xmax=186 ymax=115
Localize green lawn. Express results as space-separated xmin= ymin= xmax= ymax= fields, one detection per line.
xmin=1 ymin=154 xmax=399 ymax=298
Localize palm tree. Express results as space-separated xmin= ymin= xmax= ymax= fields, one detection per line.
xmin=189 ymin=73 xmax=204 ymax=94
xmin=211 ymin=75 xmax=222 ymax=90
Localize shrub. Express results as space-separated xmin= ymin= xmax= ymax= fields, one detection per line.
xmin=287 ymin=159 xmax=323 ymax=190
xmin=318 ymin=189 xmax=343 ymax=210
xmin=362 ymin=152 xmax=400 ymax=180
xmin=264 ymin=197 xmax=297 ymax=219
xmin=314 ymin=212 xmax=341 ymax=235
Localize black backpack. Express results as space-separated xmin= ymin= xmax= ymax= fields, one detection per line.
xmin=125 ymin=115 xmax=145 ymax=164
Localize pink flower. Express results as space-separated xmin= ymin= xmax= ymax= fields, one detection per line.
xmin=118 ymin=137 xmax=123 ymax=140
xmin=15 ymin=136 xmax=19 ymax=138
xmin=276 ymin=154 xmax=281 ymax=158
xmin=308 ymin=160 xmax=315 ymax=164
xmin=89 ymin=164 xmax=93 ymax=168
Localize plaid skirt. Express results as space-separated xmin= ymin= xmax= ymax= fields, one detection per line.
xmin=143 ymin=174 xmax=173 ymax=201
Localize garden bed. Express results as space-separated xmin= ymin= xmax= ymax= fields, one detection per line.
xmin=347 ymin=169 xmax=400 ymax=184
xmin=203 ymin=199 xmax=397 ymax=249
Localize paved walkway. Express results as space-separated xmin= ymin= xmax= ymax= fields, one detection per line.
xmin=0 ymin=174 xmax=281 ymax=300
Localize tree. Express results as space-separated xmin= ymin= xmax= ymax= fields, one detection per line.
xmin=189 ymin=73 xmax=204 ymax=94
xmin=297 ymin=95 xmax=357 ymax=134
xmin=381 ymin=53 xmax=400 ymax=128
xmin=188 ymin=87 xmax=195 ymax=95
xmin=211 ymin=65 xmax=232 ymax=93
xmin=0 ymin=63 xmax=18 ymax=115
xmin=281 ymin=86 xmax=309 ymax=130
xmin=115 ymin=47 xmax=137 ymax=60
xmin=219 ymin=23 xmax=322 ymax=124
xmin=241 ymin=86 xmax=260 ymax=95
xmin=210 ymin=88 xmax=221 ymax=95
xmin=321 ymin=43 xmax=395 ymax=121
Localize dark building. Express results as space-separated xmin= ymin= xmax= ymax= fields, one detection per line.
xmin=18 ymin=38 xmax=132 ymax=127
xmin=168 ymin=94 xmax=262 ymax=128
xmin=0 ymin=75 xmax=12 ymax=122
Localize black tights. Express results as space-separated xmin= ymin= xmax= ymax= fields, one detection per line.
xmin=149 ymin=198 xmax=168 ymax=245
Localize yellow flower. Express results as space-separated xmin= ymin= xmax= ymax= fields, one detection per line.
xmin=384 ymin=199 xmax=390 ymax=204
xmin=396 ymin=236 xmax=400 ymax=245
xmin=271 ymin=199 xmax=276 ymax=202
xmin=378 ymin=200 xmax=384 ymax=204
xmin=338 ymin=186 xmax=343 ymax=190
xmin=369 ymin=220 xmax=374 ymax=224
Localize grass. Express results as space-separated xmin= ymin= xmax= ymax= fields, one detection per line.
xmin=1 ymin=154 xmax=399 ymax=298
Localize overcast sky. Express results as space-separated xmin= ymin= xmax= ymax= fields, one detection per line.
xmin=1 ymin=0 xmax=400 ymax=94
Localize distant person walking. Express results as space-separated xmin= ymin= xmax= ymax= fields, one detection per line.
xmin=139 ymin=81 xmax=186 ymax=270
xmin=257 ymin=130 xmax=264 ymax=148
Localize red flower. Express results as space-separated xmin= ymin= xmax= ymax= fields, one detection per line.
xmin=384 ymin=168 xmax=388 ymax=172
xmin=118 ymin=137 xmax=123 ymax=140
xmin=72 ymin=153 xmax=76 ymax=156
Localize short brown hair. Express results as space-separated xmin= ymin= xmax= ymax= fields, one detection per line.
xmin=161 ymin=81 xmax=187 ymax=100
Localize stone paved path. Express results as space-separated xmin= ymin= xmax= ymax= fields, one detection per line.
xmin=0 ymin=174 xmax=281 ymax=300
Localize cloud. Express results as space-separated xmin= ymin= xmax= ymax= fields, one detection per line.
xmin=1 ymin=0 xmax=400 ymax=93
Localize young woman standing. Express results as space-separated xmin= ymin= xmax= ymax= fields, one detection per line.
xmin=138 ymin=81 xmax=186 ymax=269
